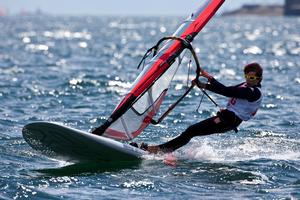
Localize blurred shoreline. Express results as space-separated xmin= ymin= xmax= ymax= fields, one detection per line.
xmin=222 ymin=5 xmax=283 ymax=16
xmin=223 ymin=1 xmax=300 ymax=16
xmin=1 ymin=2 xmax=300 ymax=17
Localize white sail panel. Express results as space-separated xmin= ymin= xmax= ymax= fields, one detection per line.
xmin=103 ymin=57 xmax=180 ymax=140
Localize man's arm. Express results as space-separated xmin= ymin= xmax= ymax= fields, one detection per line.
xmin=205 ymin=78 xmax=260 ymax=102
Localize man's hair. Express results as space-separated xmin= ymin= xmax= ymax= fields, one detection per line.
xmin=244 ymin=62 xmax=263 ymax=78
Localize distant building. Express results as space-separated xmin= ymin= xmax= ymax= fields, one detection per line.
xmin=284 ymin=0 xmax=300 ymax=16
xmin=0 ymin=7 xmax=7 ymax=16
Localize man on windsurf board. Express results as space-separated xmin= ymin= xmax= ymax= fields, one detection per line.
xmin=145 ymin=62 xmax=263 ymax=154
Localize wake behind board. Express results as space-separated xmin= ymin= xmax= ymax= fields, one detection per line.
xmin=22 ymin=122 xmax=147 ymax=163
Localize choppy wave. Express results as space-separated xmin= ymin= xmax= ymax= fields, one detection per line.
xmin=0 ymin=15 xmax=299 ymax=199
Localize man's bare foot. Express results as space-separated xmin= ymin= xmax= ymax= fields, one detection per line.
xmin=147 ymin=145 xmax=160 ymax=154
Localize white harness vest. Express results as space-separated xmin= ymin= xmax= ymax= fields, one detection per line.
xmin=226 ymin=83 xmax=262 ymax=121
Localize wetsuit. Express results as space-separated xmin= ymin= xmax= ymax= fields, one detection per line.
xmin=157 ymin=78 xmax=262 ymax=153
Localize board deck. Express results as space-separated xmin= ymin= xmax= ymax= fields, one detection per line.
xmin=22 ymin=122 xmax=147 ymax=163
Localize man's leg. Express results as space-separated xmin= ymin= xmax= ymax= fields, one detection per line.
xmin=148 ymin=116 xmax=233 ymax=153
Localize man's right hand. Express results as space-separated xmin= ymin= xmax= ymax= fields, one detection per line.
xmin=200 ymin=69 xmax=213 ymax=81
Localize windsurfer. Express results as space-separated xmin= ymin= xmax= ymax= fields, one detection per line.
xmin=145 ymin=62 xmax=263 ymax=154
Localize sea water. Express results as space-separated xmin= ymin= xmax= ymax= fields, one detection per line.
xmin=0 ymin=14 xmax=299 ymax=199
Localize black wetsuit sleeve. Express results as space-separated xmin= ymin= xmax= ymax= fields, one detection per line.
xmin=205 ymin=78 xmax=261 ymax=102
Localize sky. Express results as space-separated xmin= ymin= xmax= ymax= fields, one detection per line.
xmin=0 ymin=0 xmax=284 ymax=16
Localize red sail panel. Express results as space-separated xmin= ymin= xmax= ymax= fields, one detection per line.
xmin=120 ymin=0 xmax=224 ymax=105
xmin=102 ymin=0 xmax=224 ymax=140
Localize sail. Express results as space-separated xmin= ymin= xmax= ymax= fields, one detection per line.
xmin=94 ymin=0 xmax=225 ymax=140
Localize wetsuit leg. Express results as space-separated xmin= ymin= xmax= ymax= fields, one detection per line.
xmin=158 ymin=115 xmax=242 ymax=152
